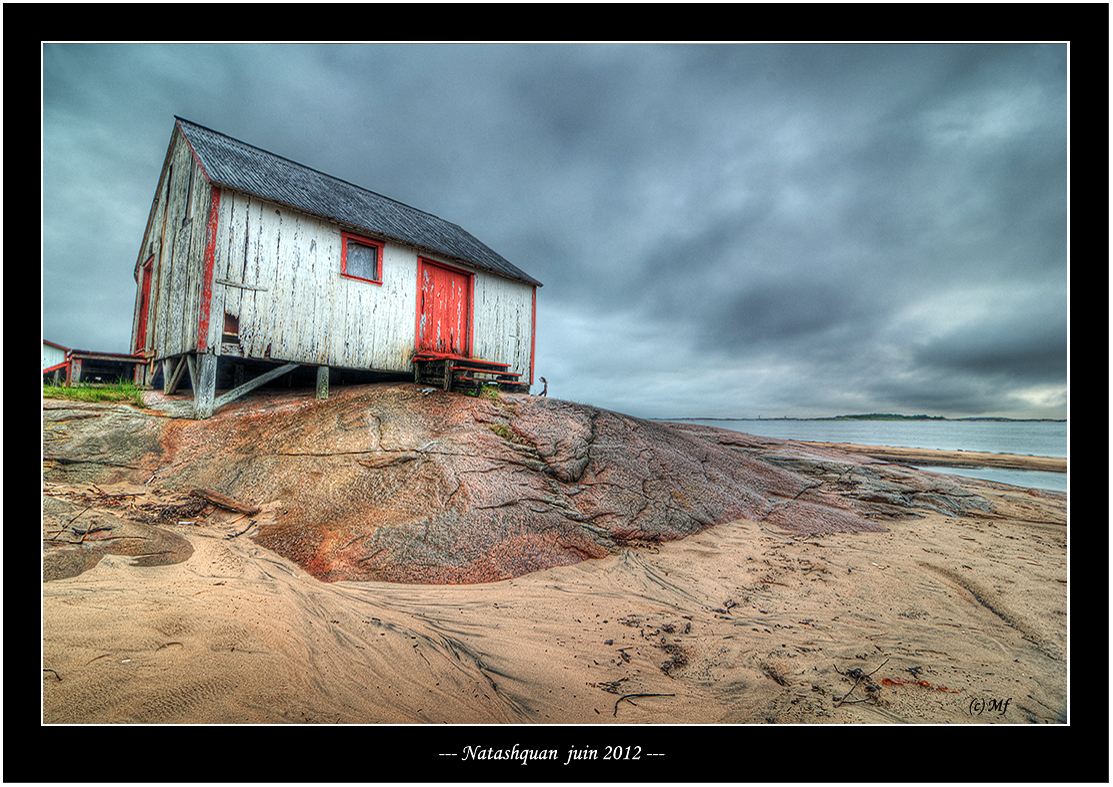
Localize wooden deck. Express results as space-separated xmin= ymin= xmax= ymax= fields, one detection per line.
xmin=412 ymin=351 xmax=528 ymax=393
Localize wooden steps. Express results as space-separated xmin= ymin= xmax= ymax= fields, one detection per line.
xmin=412 ymin=351 xmax=529 ymax=393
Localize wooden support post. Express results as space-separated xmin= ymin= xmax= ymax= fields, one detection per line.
xmin=316 ymin=365 xmax=329 ymax=400
xmin=193 ymin=352 xmax=218 ymax=419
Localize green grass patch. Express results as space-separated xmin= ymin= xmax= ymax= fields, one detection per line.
xmin=488 ymin=422 xmax=516 ymax=441
xmin=43 ymin=379 xmax=148 ymax=408
xmin=465 ymin=382 xmax=503 ymax=400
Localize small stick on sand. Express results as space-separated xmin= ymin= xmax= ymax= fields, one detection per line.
xmin=834 ymin=658 xmax=888 ymax=707
xmin=614 ymin=692 xmax=675 ymax=717
xmin=226 ymin=521 xmax=256 ymax=539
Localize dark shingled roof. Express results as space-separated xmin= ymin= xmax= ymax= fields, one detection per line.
xmin=175 ymin=117 xmax=540 ymax=286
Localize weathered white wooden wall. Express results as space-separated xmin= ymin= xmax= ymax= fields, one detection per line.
xmin=209 ymin=191 xmax=535 ymax=380
xmin=131 ymin=129 xmax=212 ymax=364
xmin=134 ymin=128 xmax=536 ymax=382
xmin=471 ymin=273 xmax=536 ymax=381
xmin=209 ymin=191 xmax=420 ymax=373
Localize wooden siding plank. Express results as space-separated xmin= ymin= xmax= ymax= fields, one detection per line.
xmin=133 ymin=187 xmax=163 ymax=360
xmin=148 ymin=160 xmax=172 ymax=359
xmin=238 ymin=196 xmax=267 ymax=358
xmin=255 ymin=199 xmax=283 ymax=358
xmin=305 ymin=232 xmax=327 ymax=364
xmin=211 ymin=195 xmax=235 ymax=351
xmin=265 ymin=206 xmax=290 ymax=358
xmin=382 ymin=243 xmax=418 ymax=369
xmin=317 ymin=231 xmax=343 ymax=365
xmin=287 ymin=210 xmax=320 ymax=362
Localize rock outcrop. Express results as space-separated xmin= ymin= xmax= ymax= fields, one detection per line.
xmin=43 ymin=384 xmax=994 ymax=585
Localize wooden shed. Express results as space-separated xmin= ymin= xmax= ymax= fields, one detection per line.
xmin=42 ymin=340 xmax=145 ymax=386
xmin=131 ymin=117 xmax=541 ymax=417
xmin=42 ymin=340 xmax=69 ymax=381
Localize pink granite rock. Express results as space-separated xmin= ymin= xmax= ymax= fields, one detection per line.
xmin=44 ymin=384 xmax=916 ymax=585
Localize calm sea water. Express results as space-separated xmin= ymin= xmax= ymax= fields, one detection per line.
xmin=681 ymin=419 xmax=1069 ymax=493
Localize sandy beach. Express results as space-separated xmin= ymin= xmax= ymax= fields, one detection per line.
xmin=42 ymin=445 xmax=1066 ymax=727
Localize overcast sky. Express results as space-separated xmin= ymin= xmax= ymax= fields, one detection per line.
xmin=42 ymin=43 xmax=1069 ymax=419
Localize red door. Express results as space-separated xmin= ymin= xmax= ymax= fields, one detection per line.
xmin=417 ymin=259 xmax=471 ymax=356
xmin=135 ymin=257 xmax=154 ymax=352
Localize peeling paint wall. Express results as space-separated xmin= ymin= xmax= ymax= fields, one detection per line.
xmin=131 ymin=128 xmax=211 ymax=363
xmin=471 ymin=273 xmax=536 ymax=383
xmin=209 ymin=190 xmax=419 ymax=372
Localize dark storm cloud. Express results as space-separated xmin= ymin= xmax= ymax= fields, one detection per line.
xmin=41 ymin=42 xmax=1068 ymax=419
xmin=912 ymin=301 xmax=1069 ymax=383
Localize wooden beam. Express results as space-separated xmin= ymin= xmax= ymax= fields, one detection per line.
xmin=164 ymin=355 xmax=188 ymax=395
xmin=316 ymin=365 xmax=329 ymax=400
xmin=210 ymin=362 xmax=300 ymax=413
xmin=185 ymin=355 xmax=197 ymax=395
xmin=214 ymin=278 xmax=269 ymax=292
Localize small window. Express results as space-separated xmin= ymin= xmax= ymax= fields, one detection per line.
xmin=222 ymin=312 xmax=240 ymax=344
xmin=342 ymin=232 xmax=383 ymax=284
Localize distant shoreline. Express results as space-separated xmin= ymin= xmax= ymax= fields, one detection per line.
xmin=656 ymin=417 xmax=1067 ymax=475
xmin=653 ymin=415 xmax=1066 ymax=423
xmin=803 ymin=441 xmax=1067 ymax=474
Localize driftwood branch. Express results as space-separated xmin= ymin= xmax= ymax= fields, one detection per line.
xmin=190 ymin=488 xmax=260 ymax=516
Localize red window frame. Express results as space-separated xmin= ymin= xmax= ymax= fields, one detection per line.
xmin=341 ymin=231 xmax=384 ymax=285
